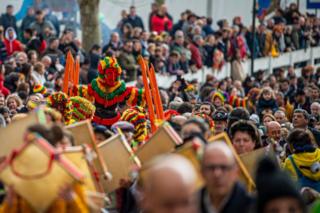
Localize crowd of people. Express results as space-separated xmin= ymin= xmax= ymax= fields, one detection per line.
xmin=0 ymin=1 xmax=319 ymax=213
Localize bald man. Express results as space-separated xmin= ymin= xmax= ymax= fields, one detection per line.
xmin=198 ymin=142 xmax=253 ymax=213
xmin=140 ymin=154 xmax=198 ymax=213
xmin=264 ymin=121 xmax=287 ymax=158
xmin=266 ymin=121 xmax=281 ymax=142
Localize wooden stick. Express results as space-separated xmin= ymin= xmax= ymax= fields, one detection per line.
xmin=222 ymin=136 xmax=256 ymax=191
xmin=209 ymin=133 xmax=256 ymax=192
xmin=148 ymin=64 xmax=164 ymax=120
xmin=137 ymin=56 xmax=156 ymax=133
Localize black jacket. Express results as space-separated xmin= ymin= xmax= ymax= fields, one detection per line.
xmin=198 ymin=182 xmax=254 ymax=213
xmin=0 ymin=13 xmax=17 ymax=33
xmin=124 ymin=15 xmax=144 ymax=31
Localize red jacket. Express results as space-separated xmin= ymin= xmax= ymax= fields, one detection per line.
xmin=0 ymin=74 xmax=10 ymax=97
xmin=150 ymin=14 xmax=172 ymax=33
xmin=189 ymin=42 xmax=203 ymax=69
xmin=4 ymin=38 xmax=22 ymax=56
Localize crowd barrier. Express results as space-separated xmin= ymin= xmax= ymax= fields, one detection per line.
xmin=127 ymin=46 xmax=320 ymax=89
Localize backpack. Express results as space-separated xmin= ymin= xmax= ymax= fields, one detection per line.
xmin=288 ymin=155 xmax=320 ymax=192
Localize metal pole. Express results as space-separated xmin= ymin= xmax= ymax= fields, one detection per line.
xmin=251 ymin=0 xmax=257 ymax=76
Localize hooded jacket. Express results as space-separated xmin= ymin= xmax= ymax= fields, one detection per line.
xmin=0 ymin=74 xmax=10 ymax=97
xmin=284 ymin=148 xmax=320 ymax=181
xmin=256 ymin=97 xmax=278 ymax=116
xmin=3 ymin=27 xmax=22 ymax=56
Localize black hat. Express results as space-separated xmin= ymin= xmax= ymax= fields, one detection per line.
xmin=212 ymin=111 xmax=228 ymax=121
xmin=256 ymin=157 xmax=306 ymax=213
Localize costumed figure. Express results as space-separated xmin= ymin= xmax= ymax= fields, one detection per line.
xmin=47 ymin=92 xmax=96 ymax=125
xmin=69 ymin=96 xmax=96 ymax=122
xmin=73 ymin=57 xmax=145 ymax=127
xmin=47 ymin=92 xmax=73 ymax=125
xmin=120 ymin=106 xmax=148 ymax=148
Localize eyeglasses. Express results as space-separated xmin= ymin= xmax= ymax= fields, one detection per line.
xmin=203 ymin=163 xmax=235 ymax=172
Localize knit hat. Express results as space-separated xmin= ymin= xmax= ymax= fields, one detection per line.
xmin=70 ymin=96 xmax=96 ymax=122
xmin=211 ymin=90 xmax=228 ymax=104
xmin=47 ymin=92 xmax=72 ymax=125
xmin=33 ymin=84 xmax=47 ymax=95
xmin=256 ymin=157 xmax=306 ymax=213
xmin=120 ymin=106 xmax=147 ymax=143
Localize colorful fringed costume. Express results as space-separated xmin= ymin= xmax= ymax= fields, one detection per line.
xmin=47 ymin=92 xmax=73 ymax=125
xmin=73 ymin=57 xmax=145 ymax=127
xmin=229 ymin=88 xmax=260 ymax=114
xmin=33 ymin=84 xmax=47 ymax=95
xmin=120 ymin=106 xmax=148 ymax=146
xmin=47 ymin=92 xmax=95 ymax=125
xmin=211 ymin=90 xmax=229 ymax=108
xmin=70 ymin=96 xmax=96 ymax=122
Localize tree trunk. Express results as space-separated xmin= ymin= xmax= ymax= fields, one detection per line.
xmin=77 ymin=0 xmax=101 ymax=52
xmin=155 ymin=0 xmax=165 ymax=6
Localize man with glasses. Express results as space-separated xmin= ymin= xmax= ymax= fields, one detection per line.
xmin=198 ymin=142 xmax=253 ymax=213
xmin=292 ymin=109 xmax=320 ymax=146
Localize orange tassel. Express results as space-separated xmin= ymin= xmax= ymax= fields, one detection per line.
xmin=138 ymin=56 xmax=156 ymax=133
xmin=62 ymin=51 xmax=72 ymax=94
xmin=62 ymin=51 xmax=75 ymax=95
xmin=148 ymin=64 xmax=164 ymax=120
xmin=69 ymin=56 xmax=75 ymax=94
